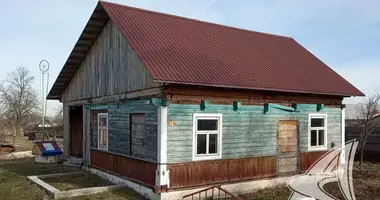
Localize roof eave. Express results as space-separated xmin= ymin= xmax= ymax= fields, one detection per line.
xmin=154 ymin=80 xmax=365 ymax=97
xmin=47 ymin=2 xmax=109 ymax=99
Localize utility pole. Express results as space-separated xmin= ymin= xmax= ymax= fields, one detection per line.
xmin=39 ymin=60 xmax=49 ymax=141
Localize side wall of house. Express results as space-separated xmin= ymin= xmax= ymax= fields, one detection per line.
xmin=166 ymin=103 xmax=342 ymax=188
xmin=89 ymin=99 xmax=158 ymax=161
xmin=87 ymin=99 xmax=158 ymax=186
xmin=167 ymin=103 xmax=341 ymax=163
xmin=61 ymin=20 xmax=162 ymax=103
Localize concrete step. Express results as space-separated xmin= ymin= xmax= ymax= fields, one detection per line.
xmin=63 ymin=157 xmax=83 ymax=168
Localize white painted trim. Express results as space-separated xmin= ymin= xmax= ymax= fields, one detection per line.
xmin=192 ymin=113 xmax=223 ymax=161
xmin=157 ymin=106 xmax=168 ymax=163
xmin=97 ymin=113 xmax=108 ymax=151
xmin=308 ymin=113 xmax=328 ymax=152
xmin=341 ymin=106 xmax=346 ymax=164
xmin=156 ymin=106 xmax=169 ymax=187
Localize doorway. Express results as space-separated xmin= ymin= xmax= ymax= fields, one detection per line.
xmin=69 ymin=105 xmax=83 ymax=157
xmin=278 ymin=120 xmax=299 ymax=174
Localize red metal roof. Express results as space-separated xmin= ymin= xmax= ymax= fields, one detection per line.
xmin=48 ymin=1 xmax=364 ymax=99
xmin=100 ymin=1 xmax=363 ymax=97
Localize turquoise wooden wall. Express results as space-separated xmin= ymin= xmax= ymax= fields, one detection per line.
xmin=167 ymin=103 xmax=342 ymax=163
xmin=88 ymin=99 xmax=158 ymax=162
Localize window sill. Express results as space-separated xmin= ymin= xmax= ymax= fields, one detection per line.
xmin=98 ymin=146 xmax=108 ymax=151
xmin=308 ymin=147 xmax=327 ymax=152
xmin=192 ymin=154 xmax=221 ymax=161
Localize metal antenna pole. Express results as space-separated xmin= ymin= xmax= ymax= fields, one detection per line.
xmin=39 ymin=60 xmax=49 ymax=141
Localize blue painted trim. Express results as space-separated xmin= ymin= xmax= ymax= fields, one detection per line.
xmin=264 ymin=103 xmax=270 ymax=114
xmin=151 ymin=98 xmax=169 ymax=107
xmin=200 ymin=100 xmax=206 ymax=111
xmin=264 ymin=103 xmax=300 ymax=113
xmin=292 ymin=103 xmax=298 ymax=111
xmin=317 ymin=104 xmax=325 ymax=111
xmin=271 ymin=103 xmax=296 ymax=112
xmin=233 ymin=101 xmax=240 ymax=111
xmin=90 ymin=105 xmax=109 ymax=110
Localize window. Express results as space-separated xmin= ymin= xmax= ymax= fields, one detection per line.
xmin=98 ymin=113 xmax=108 ymax=150
xmin=308 ymin=114 xmax=327 ymax=151
xmin=193 ymin=113 xmax=222 ymax=160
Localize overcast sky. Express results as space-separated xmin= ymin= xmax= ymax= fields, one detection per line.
xmin=1 ymin=0 xmax=379 ymax=116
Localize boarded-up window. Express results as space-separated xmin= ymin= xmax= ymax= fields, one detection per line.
xmin=130 ymin=114 xmax=145 ymax=157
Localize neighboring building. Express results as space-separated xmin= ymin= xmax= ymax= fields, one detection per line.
xmin=25 ymin=124 xmax=64 ymax=140
xmin=346 ymin=114 xmax=380 ymax=162
xmin=47 ymin=1 xmax=364 ymax=199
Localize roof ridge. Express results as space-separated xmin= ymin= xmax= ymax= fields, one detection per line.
xmin=100 ymin=0 xmax=293 ymax=40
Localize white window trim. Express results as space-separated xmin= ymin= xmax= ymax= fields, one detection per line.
xmin=97 ymin=113 xmax=108 ymax=151
xmin=308 ymin=113 xmax=328 ymax=151
xmin=192 ymin=113 xmax=223 ymax=161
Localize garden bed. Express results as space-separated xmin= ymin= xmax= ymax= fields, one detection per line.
xmin=40 ymin=172 xmax=113 ymax=191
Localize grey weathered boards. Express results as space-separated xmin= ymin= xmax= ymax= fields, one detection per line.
xmin=166 ymin=103 xmax=341 ymax=163
xmin=278 ymin=120 xmax=298 ymax=174
xmin=61 ymin=21 xmax=162 ymax=103
xmin=88 ymin=99 xmax=158 ymax=162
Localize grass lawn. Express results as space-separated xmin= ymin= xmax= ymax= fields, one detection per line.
xmin=1 ymin=158 xmax=380 ymax=200
xmin=40 ymin=172 xmax=114 ymax=191
xmin=239 ymin=162 xmax=380 ymax=200
xmin=0 ymin=158 xmax=142 ymax=200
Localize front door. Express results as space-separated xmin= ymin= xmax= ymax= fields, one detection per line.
xmin=69 ymin=106 xmax=83 ymax=157
xmin=278 ymin=120 xmax=298 ymax=174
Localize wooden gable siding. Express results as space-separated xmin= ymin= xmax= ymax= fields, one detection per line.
xmin=61 ymin=20 xmax=162 ymax=103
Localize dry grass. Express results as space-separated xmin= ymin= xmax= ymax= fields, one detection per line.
xmin=2 ymin=157 xmax=380 ymax=200
xmin=240 ymin=162 xmax=380 ymax=200
xmin=2 ymin=136 xmax=64 ymax=152
xmin=41 ymin=172 xmax=113 ymax=191
xmin=0 ymin=159 xmax=142 ymax=200
xmin=239 ymin=186 xmax=290 ymax=200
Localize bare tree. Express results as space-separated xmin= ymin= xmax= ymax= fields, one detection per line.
xmin=0 ymin=67 xmax=39 ymax=144
xmin=52 ymin=107 xmax=63 ymax=126
xmin=354 ymin=95 xmax=380 ymax=166
xmin=50 ymin=107 xmax=63 ymax=140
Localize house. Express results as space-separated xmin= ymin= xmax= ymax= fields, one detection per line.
xmin=47 ymin=1 xmax=364 ymax=199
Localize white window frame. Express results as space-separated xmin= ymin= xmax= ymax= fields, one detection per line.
xmin=308 ymin=113 xmax=328 ymax=151
xmin=97 ymin=113 xmax=108 ymax=151
xmin=192 ymin=113 xmax=223 ymax=161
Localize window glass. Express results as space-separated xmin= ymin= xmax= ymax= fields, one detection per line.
xmin=310 ymin=130 xmax=317 ymax=146
xmin=209 ymin=134 xmax=218 ymax=154
xmin=99 ymin=116 xmax=107 ymax=126
xmin=197 ymin=119 xmax=218 ymax=131
xmin=311 ymin=118 xmax=324 ymax=127
xmin=318 ymin=130 xmax=325 ymax=145
xmin=197 ymin=134 xmax=207 ymax=154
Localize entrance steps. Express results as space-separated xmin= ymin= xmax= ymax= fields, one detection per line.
xmin=63 ymin=157 xmax=83 ymax=168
